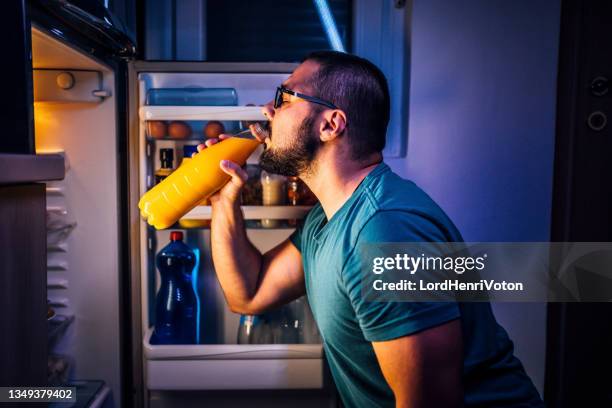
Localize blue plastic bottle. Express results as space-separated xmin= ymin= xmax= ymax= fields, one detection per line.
xmin=153 ymin=231 xmax=199 ymax=344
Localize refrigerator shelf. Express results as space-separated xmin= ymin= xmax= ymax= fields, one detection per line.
xmin=140 ymin=106 xmax=266 ymax=121
xmin=145 ymin=136 xmax=205 ymax=142
xmin=143 ymin=329 xmax=325 ymax=390
xmin=182 ymin=205 xmax=313 ymax=221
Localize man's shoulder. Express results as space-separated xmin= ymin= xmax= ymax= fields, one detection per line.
xmin=353 ymin=166 xmax=463 ymax=244
xmin=366 ymin=165 xmax=440 ymax=213
xmin=302 ymin=202 xmax=325 ymax=226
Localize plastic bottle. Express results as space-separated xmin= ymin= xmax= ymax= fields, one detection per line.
xmin=139 ymin=130 xmax=264 ymax=230
xmin=177 ymin=145 xmax=211 ymax=228
xmin=152 ymin=231 xmax=198 ymax=344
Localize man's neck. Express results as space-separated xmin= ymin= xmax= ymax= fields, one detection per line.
xmin=302 ymin=150 xmax=382 ymax=220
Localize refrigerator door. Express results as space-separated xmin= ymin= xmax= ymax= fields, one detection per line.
xmin=127 ymin=62 xmax=334 ymax=404
xmin=30 ymin=0 xmax=136 ymax=60
xmin=31 ymin=20 xmax=131 ymax=408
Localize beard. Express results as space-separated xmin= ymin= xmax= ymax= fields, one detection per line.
xmin=259 ymin=113 xmax=321 ymax=177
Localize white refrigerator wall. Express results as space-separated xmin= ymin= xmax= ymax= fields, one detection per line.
xmin=386 ymin=0 xmax=561 ymax=394
xmin=32 ymin=28 xmax=122 ymax=406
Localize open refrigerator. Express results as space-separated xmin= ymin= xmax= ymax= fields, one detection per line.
xmin=131 ymin=65 xmax=335 ymax=407
xmin=29 ymin=7 xmax=335 ymax=408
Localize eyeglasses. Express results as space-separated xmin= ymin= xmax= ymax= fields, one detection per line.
xmin=274 ymin=86 xmax=337 ymax=110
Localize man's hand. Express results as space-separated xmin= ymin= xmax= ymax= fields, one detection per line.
xmin=196 ymin=134 xmax=248 ymax=206
xmin=372 ymin=319 xmax=463 ymax=408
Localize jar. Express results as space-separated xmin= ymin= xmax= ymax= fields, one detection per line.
xmin=287 ymin=176 xmax=317 ymax=226
xmin=288 ymin=176 xmax=317 ymax=205
xmin=260 ymin=171 xmax=286 ymax=228
xmin=287 ymin=176 xmax=301 ymax=206
xmin=241 ymin=164 xmax=262 ymax=205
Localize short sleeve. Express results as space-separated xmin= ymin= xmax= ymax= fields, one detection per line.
xmin=341 ymin=210 xmax=460 ymax=342
xmin=288 ymin=204 xmax=322 ymax=252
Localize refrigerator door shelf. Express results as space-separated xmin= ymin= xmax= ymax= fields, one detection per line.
xmin=33 ymin=69 xmax=109 ymax=103
xmin=140 ymin=106 xmax=265 ymax=122
xmin=183 ymin=205 xmax=313 ymax=221
xmin=143 ymin=329 xmax=325 ymax=390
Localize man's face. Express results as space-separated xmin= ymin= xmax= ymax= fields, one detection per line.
xmin=259 ymin=60 xmax=323 ymax=177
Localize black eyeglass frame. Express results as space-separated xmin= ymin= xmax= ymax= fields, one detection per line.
xmin=274 ymin=86 xmax=338 ymax=110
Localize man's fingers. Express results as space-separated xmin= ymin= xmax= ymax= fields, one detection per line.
xmin=197 ymin=138 xmax=219 ymax=152
xmin=198 ymin=136 xmax=229 ymax=152
xmin=219 ymin=160 xmax=248 ymax=184
xmin=204 ymin=139 xmax=218 ymax=147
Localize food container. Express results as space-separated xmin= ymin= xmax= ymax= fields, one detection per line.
xmin=241 ymin=165 xmax=262 ymax=206
xmin=145 ymin=88 xmax=238 ymax=106
xmin=261 ymin=171 xmax=286 ymax=228
xmin=287 ymin=176 xmax=317 ymax=226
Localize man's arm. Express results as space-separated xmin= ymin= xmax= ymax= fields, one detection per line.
xmin=371 ymin=319 xmax=464 ymax=408
xmin=199 ymin=136 xmax=305 ymax=315
xmin=211 ymin=196 xmax=305 ymax=314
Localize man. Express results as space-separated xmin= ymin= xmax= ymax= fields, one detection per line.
xmin=198 ymin=51 xmax=544 ymax=407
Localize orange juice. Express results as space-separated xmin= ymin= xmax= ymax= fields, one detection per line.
xmin=176 ymin=156 xmax=210 ymax=229
xmin=178 ymin=156 xmax=209 ymax=206
xmin=139 ymin=137 xmax=261 ymax=229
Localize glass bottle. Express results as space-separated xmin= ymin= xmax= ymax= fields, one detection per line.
xmin=261 ymin=170 xmax=286 ymax=228
xmin=237 ymin=315 xmax=272 ymax=344
xmin=287 ymin=176 xmax=317 ymax=226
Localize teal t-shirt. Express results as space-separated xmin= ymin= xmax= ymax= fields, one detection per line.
xmin=290 ymin=163 xmax=543 ymax=408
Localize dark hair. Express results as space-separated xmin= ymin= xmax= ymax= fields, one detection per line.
xmin=303 ymin=50 xmax=390 ymax=159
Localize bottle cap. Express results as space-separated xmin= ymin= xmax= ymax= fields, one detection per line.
xmin=170 ymin=231 xmax=183 ymax=241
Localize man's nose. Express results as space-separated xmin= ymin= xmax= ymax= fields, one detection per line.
xmin=262 ymin=101 xmax=275 ymax=121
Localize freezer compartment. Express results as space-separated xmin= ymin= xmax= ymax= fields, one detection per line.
xmin=143 ymin=328 xmax=325 ymax=390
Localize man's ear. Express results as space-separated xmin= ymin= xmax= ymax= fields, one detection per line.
xmin=319 ymin=109 xmax=347 ymax=142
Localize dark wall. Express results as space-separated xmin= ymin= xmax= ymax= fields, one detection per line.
xmin=546 ymin=0 xmax=612 ymax=406
xmin=143 ymin=0 xmax=350 ymax=61
xmin=2 ymin=0 xmax=34 ymax=154
xmin=387 ymin=0 xmax=562 ymax=394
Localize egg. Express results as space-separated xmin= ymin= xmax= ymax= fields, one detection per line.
xmin=204 ymin=120 xmax=225 ymax=139
xmin=168 ymin=121 xmax=192 ymax=139
xmin=147 ymin=121 xmax=167 ymax=139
